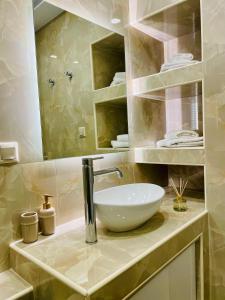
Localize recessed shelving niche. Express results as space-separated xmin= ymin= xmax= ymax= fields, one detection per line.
xmin=132 ymin=81 xmax=203 ymax=148
xmin=94 ymin=97 xmax=128 ymax=149
xmin=130 ymin=0 xmax=202 ymax=78
xmin=166 ymin=164 xmax=205 ymax=201
xmin=91 ymin=32 xmax=126 ymax=90
xmin=136 ymin=163 xmax=205 ymax=205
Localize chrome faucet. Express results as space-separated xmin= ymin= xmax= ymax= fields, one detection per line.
xmin=82 ymin=156 xmax=123 ymax=244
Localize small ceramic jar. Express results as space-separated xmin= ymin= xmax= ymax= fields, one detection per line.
xmin=21 ymin=211 xmax=38 ymax=243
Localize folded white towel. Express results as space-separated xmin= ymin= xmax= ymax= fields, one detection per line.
xmin=111 ymin=140 xmax=129 ymax=148
xmin=110 ymin=78 xmax=125 ymax=86
xmin=110 ymin=72 xmax=126 ymax=86
xmin=166 ymin=141 xmax=203 ymax=148
xmin=117 ymin=134 xmax=129 ymax=142
xmin=113 ymin=72 xmax=126 ymax=80
xmin=165 ymin=130 xmax=199 ymax=140
xmin=157 ymin=136 xmax=203 ymax=148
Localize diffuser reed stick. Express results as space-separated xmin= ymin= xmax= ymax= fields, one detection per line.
xmin=170 ymin=177 xmax=188 ymax=211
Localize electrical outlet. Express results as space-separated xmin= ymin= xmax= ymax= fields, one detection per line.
xmin=79 ymin=127 xmax=86 ymax=138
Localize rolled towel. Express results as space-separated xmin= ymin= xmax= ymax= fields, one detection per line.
xmin=157 ymin=136 xmax=203 ymax=148
xmin=117 ymin=134 xmax=129 ymax=142
xmin=165 ymin=130 xmax=199 ymax=140
xmin=111 ymin=140 xmax=129 ymax=148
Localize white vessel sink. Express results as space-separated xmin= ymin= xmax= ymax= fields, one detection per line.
xmin=94 ymin=183 xmax=165 ymax=232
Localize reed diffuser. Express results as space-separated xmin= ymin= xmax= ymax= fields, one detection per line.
xmin=170 ymin=177 xmax=188 ymax=211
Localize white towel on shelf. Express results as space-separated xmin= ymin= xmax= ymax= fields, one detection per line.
xmin=111 ymin=140 xmax=129 ymax=148
xmin=165 ymin=130 xmax=199 ymax=140
xmin=166 ymin=141 xmax=203 ymax=148
xmin=110 ymin=72 xmax=126 ymax=86
xmin=114 ymin=72 xmax=126 ymax=80
xmin=160 ymin=52 xmax=199 ymax=72
xmin=156 ymin=136 xmax=203 ymax=148
xmin=117 ymin=134 xmax=129 ymax=142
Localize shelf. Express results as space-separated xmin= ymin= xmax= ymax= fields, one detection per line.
xmin=129 ymin=0 xmax=202 ymax=78
xmin=133 ymin=61 xmax=203 ymax=96
xmin=97 ymin=147 xmax=129 ymax=152
xmin=134 ymin=147 xmax=205 ymax=166
xmin=91 ymin=32 xmax=126 ymax=90
xmin=94 ymin=97 xmax=128 ymax=149
xmin=137 ymin=81 xmax=202 ymax=101
xmin=131 ymin=0 xmax=189 ymax=23
xmin=92 ymin=83 xmax=126 ymax=103
xmin=140 ymin=0 xmax=201 ymax=41
xmin=131 ymin=79 xmax=203 ymax=148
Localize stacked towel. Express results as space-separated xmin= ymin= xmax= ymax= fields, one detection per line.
xmin=110 ymin=72 xmax=126 ymax=86
xmin=111 ymin=134 xmax=129 ymax=148
xmin=160 ymin=53 xmax=199 ymax=72
xmin=165 ymin=130 xmax=199 ymax=139
xmin=117 ymin=134 xmax=129 ymax=142
xmin=157 ymin=130 xmax=203 ymax=148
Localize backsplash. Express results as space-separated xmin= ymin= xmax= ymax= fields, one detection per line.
xmin=0 ymin=151 xmax=167 ymax=272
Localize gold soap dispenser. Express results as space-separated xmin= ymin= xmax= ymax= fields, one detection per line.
xmin=39 ymin=194 xmax=56 ymax=235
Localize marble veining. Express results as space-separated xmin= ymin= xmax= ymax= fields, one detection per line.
xmin=0 ymin=269 xmax=33 ymax=300
xmin=11 ymin=196 xmax=206 ymax=296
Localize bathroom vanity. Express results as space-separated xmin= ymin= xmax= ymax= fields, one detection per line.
xmin=10 ymin=195 xmax=207 ymax=300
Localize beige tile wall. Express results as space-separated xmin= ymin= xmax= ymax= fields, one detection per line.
xmin=202 ymin=1 xmax=225 ymax=298
xmin=0 ymin=151 xmax=168 ymax=273
xmin=0 ymin=0 xmax=43 ymax=163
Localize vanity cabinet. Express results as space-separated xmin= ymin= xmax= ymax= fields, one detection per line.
xmin=128 ymin=244 xmax=196 ymax=300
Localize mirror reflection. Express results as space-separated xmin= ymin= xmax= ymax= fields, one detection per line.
xmin=33 ymin=1 xmax=128 ymax=160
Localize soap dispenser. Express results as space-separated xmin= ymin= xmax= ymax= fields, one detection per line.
xmin=39 ymin=194 xmax=56 ymax=235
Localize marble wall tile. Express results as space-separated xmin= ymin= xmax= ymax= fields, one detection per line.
xmin=0 ymin=269 xmax=33 ymax=300
xmin=46 ymin=0 xmax=129 ymax=35
xmin=55 ymin=157 xmax=84 ymax=225
xmin=0 ymin=0 xmax=43 ymax=163
xmin=202 ymin=0 xmax=225 ymax=298
xmin=10 ymin=249 xmax=84 ymax=300
xmin=0 ymin=164 xmax=27 ymax=271
xmin=95 ymin=102 xmax=128 ymax=148
xmin=129 ymin=0 xmax=185 ymax=23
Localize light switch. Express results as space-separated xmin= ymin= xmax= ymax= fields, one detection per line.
xmin=79 ymin=127 xmax=86 ymax=138
xmin=0 ymin=142 xmax=19 ymax=164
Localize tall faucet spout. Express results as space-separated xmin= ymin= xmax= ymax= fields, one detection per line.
xmin=82 ymin=157 xmax=123 ymax=244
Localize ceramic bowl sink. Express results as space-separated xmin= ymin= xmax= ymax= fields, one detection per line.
xmin=94 ymin=183 xmax=165 ymax=232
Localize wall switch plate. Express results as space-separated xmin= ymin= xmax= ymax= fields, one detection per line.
xmin=0 ymin=142 xmax=19 ymax=165
xmin=79 ymin=127 xmax=86 ymax=138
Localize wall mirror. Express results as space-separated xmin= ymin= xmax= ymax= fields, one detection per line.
xmin=33 ymin=0 xmax=129 ymax=160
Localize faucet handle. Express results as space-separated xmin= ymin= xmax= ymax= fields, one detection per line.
xmin=82 ymin=156 xmax=104 ymax=166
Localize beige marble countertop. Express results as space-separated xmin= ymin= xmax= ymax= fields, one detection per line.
xmin=10 ymin=194 xmax=206 ymax=297
xmin=0 ymin=269 xmax=33 ymax=300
